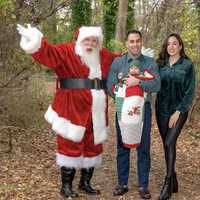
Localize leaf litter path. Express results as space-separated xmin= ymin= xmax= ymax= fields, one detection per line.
xmin=0 ymin=101 xmax=200 ymax=200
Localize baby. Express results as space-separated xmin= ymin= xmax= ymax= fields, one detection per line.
xmin=117 ymin=64 xmax=140 ymax=87
xmin=129 ymin=65 xmax=140 ymax=76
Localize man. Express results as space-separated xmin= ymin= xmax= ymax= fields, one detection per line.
xmin=107 ymin=30 xmax=160 ymax=199
xmin=17 ymin=24 xmax=116 ymax=198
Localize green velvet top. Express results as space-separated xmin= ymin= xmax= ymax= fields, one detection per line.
xmin=156 ymin=57 xmax=195 ymax=117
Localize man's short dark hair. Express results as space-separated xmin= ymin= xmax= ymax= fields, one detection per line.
xmin=127 ymin=29 xmax=142 ymax=39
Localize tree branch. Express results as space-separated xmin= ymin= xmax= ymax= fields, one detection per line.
xmin=31 ymin=0 xmax=72 ymax=24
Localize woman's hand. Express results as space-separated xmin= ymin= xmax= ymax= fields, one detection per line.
xmin=168 ymin=111 xmax=180 ymax=128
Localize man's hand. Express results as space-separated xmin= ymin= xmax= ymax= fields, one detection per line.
xmin=168 ymin=111 xmax=180 ymax=128
xmin=16 ymin=24 xmax=43 ymax=54
xmin=124 ymin=75 xmax=140 ymax=88
xmin=141 ymin=47 xmax=154 ymax=58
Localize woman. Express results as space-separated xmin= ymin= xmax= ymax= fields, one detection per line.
xmin=156 ymin=33 xmax=195 ymax=200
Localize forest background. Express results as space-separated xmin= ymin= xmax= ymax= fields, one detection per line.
xmin=0 ymin=0 xmax=200 ymax=200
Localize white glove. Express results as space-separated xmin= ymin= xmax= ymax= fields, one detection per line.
xmin=17 ymin=24 xmax=43 ymax=54
xmin=141 ymin=46 xmax=154 ymax=58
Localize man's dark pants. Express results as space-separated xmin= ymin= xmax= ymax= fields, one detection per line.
xmin=115 ymin=101 xmax=152 ymax=188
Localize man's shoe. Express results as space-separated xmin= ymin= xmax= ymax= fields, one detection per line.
xmin=139 ymin=187 xmax=151 ymax=199
xmin=113 ymin=185 xmax=129 ymax=196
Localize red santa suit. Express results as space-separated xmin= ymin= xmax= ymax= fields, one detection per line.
xmin=29 ymin=27 xmax=116 ymax=169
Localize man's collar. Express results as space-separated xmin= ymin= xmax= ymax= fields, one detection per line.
xmin=127 ymin=52 xmax=143 ymax=63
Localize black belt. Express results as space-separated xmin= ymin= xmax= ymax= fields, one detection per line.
xmin=59 ymin=78 xmax=107 ymax=90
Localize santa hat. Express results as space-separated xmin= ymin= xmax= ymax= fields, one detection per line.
xmin=76 ymin=26 xmax=103 ymax=48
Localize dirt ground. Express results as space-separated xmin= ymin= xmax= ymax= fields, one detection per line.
xmin=1 ymin=98 xmax=200 ymax=200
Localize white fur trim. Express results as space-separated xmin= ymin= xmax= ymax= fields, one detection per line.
xmin=83 ymin=154 xmax=102 ymax=168
xmin=91 ymin=90 xmax=107 ymax=145
xmin=77 ymin=26 xmax=103 ymax=48
xmin=44 ymin=105 xmax=57 ymax=124
xmin=56 ymin=153 xmax=102 ymax=168
xmin=119 ymin=121 xmax=143 ymax=145
xmin=56 ymin=153 xmax=83 ymax=168
xmin=44 ymin=106 xmax=85 ymax=142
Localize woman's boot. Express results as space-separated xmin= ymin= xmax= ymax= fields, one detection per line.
xmin=159 ymin=177 xmax=173 ymax=200
xmin=172 ymin=172 xmax=178 ymax=193
xmin=60 ymin=167 xmax=79 ymax=198
xmin=78 ymin=167 xmax=100 ymax=195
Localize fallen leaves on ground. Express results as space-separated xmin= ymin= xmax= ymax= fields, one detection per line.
xmin=0 ymin=100 xmax=200 ymax=200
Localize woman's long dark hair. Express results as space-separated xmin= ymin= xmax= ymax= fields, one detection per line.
xmin=156 ymin=33 xmax=189 ymax=67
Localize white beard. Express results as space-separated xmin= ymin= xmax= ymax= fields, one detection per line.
xmin=75 ymin=42 xmax=101 ymax=79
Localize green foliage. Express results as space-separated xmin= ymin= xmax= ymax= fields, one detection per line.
xmin=41 ymin=14 xmax=72 ymax=44
xmin=181 ymin=30 xmax=198 ymax=62
xmin=42 ymin=15 xmax=58 ymax=43
xmin=70 ymin=0 xmax=92 ymax=31
xmin=126 ymin=0 xmax=135 ymax=32
xmin=0 ymin=0 xmax=13 ymax=10
xmin=102 ymin=0 xmax=117 ymax=47
xmin=179 ymin=1 xmax=199 ymax=78
xmin=107 ymin=39 xmax=127 ymax=53
xmin=197 ymin=2 xmax=200 ymax=11
xmin=41 ymin=12 xmax=73 ymax=44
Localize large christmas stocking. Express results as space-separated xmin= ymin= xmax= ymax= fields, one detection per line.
xmin=114 ymin=70 xmax=155 ymax=148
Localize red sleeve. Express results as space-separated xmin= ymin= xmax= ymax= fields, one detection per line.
xmin=31 ymin=38 xmax=71 ymax=69
xmin=106 ymin=49 xmax=120 ymax=60
xmin=100 ymin=48 xmax=120 ymax=78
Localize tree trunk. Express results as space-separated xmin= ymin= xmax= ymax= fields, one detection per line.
xmin=142 ymin=0 xmax=147 ymax=16
xmin=15 ymin=0 xmax=24 ymax=22
xmin=138 ymin=0 xmax=142 ymax=15
xmin=115 ymin=0 xmax=128 ymax=42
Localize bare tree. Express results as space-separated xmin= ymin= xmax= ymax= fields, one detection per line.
xmin=115 ymin=0 xmax=129 ymax=42
xmin=137 ymin=0 xmax=188 ymax=46
xmin=22 ymin=0 xmax=72 ymax=24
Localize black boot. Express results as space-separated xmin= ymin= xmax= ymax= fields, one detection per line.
xmin=60 ymin=167 xmax=79 ymax=198
xmin=78 ymin=167 xmax=100 ymax=195
xmin=172 ymin=173 xmax=178 ymax=193
xmin=159 ymin=177 xmax=173 ymax=200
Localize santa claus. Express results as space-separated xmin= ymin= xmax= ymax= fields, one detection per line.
xmin=17 ymin=24 xmax=117 ymax=198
